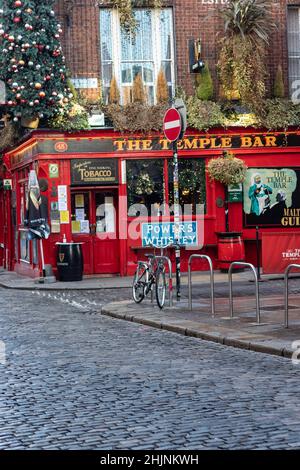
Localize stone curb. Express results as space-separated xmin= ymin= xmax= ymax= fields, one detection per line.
xmin=101 ymin=306 xmax=291 ymax=359
xmin=0 ymin=281 xmax=131 ymax=291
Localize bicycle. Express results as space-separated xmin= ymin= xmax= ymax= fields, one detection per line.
xmin=132 ymin=242 xmax=172 ymax=309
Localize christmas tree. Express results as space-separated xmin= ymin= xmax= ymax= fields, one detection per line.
xmin=0 ymin=0 xmax=72 ymax=123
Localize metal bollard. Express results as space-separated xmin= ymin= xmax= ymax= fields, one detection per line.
xmin=284 ymin=264 xmax=300 ymax=328
xmin=228 ymin=262 xmax=260 ymax=324
xmin=188 ymin=254 xmax=215 ymax=317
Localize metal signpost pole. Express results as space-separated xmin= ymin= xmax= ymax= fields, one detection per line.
xmin=163 ymin=102 xmax=186 ymax=302
xmin=173 ymin=139 xmax=181 ymax=300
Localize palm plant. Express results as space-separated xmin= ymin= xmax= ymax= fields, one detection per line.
xmin=222 ymin=0 xmax=273 ymax=44
xmin=218 ymin=0 xmax=275 ymax=113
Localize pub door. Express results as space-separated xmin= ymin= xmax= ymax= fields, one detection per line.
xmin=92 ymin=191 xmax=119 ymax=274
xmin=71 ymin=189 xmax=119 ymax=275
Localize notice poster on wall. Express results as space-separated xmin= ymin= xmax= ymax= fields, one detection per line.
xmin=243 ymin=168 xmax=300 ymax=227
xmin=75 ymin=194 xmax=84 ymax=208
xmin=58 ymin=185 xmax=68 ymax=212
xmin=51 ymin=220 xmax=60 ymax=233
xmin=80 ymin=220 xmax=90 ymax=234
xmin=75 ymin=208 xmax=85 ymax=221
xmin=60 ymin=210 xmax=69 ymax=224
xmin=71 ymin=221 xmax=81 ymax=233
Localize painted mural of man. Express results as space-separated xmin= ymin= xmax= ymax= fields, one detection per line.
xmin=248 ymin=173 xmax=273 ymax=216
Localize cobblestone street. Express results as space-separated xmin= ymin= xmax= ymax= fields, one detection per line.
xmin=1 ymin=285 xmax=300 ymax=450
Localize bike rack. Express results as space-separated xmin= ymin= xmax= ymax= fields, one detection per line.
xmin=153 ymin=256 xmax=173 ymax=308
xmin=284 ymin=264 xmax=300 ymax=328
xmin=188 ymin=255 xmax=215 ymax=316
xmin=229 ymin=262 xmax=261 ymax=324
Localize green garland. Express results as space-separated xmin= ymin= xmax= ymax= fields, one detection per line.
xmin=98 ymin=1 xmax=162 ymax=32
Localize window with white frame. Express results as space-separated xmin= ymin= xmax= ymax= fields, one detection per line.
xmin=99 ymin=8 xmax=175 ymax=105
xmin=288 ymin=7 xmax=300 ymax=98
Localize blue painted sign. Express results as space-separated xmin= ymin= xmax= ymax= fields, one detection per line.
xmin=142 ymin=222 xmax=198 ymax=247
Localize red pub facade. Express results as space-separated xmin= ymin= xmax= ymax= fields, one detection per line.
xmin=2 ymin=126 xmax=300 ymax=278
xmin=2 ymin=1 xmax=300 ymax=278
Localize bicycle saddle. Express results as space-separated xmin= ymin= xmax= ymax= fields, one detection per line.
xmin=145 ymin=253 xmax=155 ymax=259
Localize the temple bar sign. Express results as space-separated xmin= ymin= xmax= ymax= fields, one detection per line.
xmin=35 ymin=132 xmax=300 ymax=159
xmin=71 ymin=159 xmax=118 ymax=185
xmin=114 ymin=134 xmax=289 ymax=152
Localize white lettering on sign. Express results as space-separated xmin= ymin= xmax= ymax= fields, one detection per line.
xmin=201 ymin=0 xmax=228 ymax=4
xmin=78 ymin=169 xmax=112 ymax=178
xmin=142 ymin=222 xmax=199 ymax=247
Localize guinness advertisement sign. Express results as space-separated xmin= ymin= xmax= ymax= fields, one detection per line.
xmin=71 ymin=159 xmax=118 ymax=186
xmin=244 ymin=167 xmax=300 ymax=227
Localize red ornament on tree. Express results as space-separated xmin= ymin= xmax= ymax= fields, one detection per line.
xmin=14 ymin=1 xmax=22 ymax=7
xmin=13 ymin=17 xmax=21 ymax=23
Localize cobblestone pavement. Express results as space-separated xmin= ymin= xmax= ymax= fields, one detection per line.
xmin=29 ymin=277 xmax=300 ymax=308
xmin=1 ymin=285 xmax=300 ymax=450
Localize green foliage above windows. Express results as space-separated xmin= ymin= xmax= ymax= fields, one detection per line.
xmin=0 ymin=122 xmax=20 ymax=153
xmin=105 ymin=103 xmax=168 ymax=132
xmin=256 ymin=99 xmax=300 ymax=130
xmin=49 ymin=103 xmax=90 ymax=132
xmin=186 ymin=97 xmax=226 ymax=131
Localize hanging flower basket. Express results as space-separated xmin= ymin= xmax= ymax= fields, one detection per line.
xmin=207 ymin=152 xmax=247 ymax=186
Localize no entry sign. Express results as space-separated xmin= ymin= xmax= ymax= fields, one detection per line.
xmin=163 ymin=108 xmax=182 ymax=142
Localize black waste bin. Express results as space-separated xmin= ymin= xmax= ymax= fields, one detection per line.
xmin=56 ymin=242 xmax=83 ymax=281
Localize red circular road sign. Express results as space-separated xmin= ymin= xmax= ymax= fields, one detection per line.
xmin=163 ymin=108 xmax=182 ymax=142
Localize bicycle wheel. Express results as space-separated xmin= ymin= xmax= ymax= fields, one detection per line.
xmin=156 ymin=267 xmax=166 ymax=309
xmin=132 ymin=265 xmax=148 ymax=303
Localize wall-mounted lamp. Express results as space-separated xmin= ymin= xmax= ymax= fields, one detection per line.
xmin=189 ymin=39 xmax=205 ymax=73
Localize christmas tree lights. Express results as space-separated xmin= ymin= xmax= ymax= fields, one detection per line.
xmin=0 ymin=0 xmax=72 ymax=123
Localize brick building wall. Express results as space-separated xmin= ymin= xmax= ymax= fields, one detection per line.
xmin=54 ymin=0 xmax=300 ymax=101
